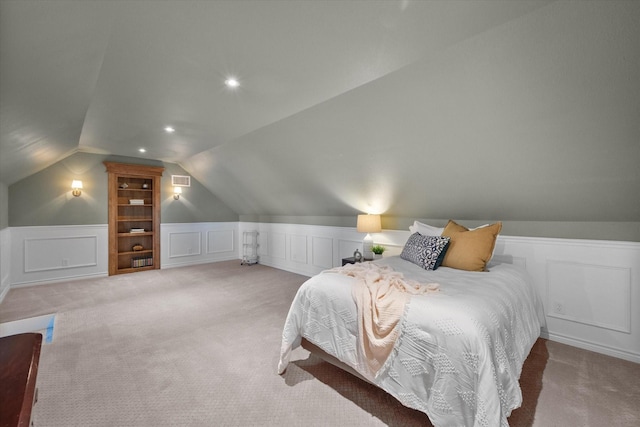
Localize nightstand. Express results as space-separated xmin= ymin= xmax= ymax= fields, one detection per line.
xmin=342 ymin=257 xmax=372 ymax=266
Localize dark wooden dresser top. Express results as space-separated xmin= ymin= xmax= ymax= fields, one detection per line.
xmin=0 ymin=333 xmax=43 ymax=427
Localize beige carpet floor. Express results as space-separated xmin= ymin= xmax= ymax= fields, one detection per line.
xmin=1 ymin=260 xmax=639 ymax=426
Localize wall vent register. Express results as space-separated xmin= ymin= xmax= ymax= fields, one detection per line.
xmin=171 ymin=175 xmax=191 ymax=187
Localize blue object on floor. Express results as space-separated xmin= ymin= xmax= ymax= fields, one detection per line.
xmin=45 ymin=315 xmax=55 ymax=343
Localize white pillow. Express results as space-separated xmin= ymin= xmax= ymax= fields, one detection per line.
xmin=469 ymin=224 xmax=489 ymax=230
xmin=409 ymin=220 xmax=444 ymax=236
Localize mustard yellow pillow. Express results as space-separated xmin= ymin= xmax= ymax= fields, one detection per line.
xmin=441 ymin=220 xmax=502 ymax=271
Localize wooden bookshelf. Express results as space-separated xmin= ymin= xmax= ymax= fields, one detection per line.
xmin=104 ymin=162 xmax=164 ymax=275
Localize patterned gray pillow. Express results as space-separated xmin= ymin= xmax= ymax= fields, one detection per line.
xmin=400 ymin=233 xmax=451 ymax=270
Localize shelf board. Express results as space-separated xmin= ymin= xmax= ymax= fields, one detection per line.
xmin=118 ymin=188 xmax=152 ymax=192
xmin=118 ymin=249 xmax=153 ymax=256
xmin=118 ymin=217 xmax=153 ymax=222
xmin=116 ymin=265 xmax=155 ymax=274
xmin=118 ymin=204 xmax=152 ymax=207
xmin=118 ymin=232 xmax=153 ymax=237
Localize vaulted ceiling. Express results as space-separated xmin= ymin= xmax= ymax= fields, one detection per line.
xmin=1 ymin=1 xmax=638 ymax=222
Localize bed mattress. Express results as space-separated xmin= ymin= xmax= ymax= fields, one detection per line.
xmin=278 ymin=256 xmax=542 ymax=427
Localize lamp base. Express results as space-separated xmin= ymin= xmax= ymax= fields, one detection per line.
xmin=363 ymin=234 xmax=374 ymax=260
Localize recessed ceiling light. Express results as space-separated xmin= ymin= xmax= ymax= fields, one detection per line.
xmin=139 ymin=148 xmax=146 ymax=153
xmin=224 ymin=77 xmax=240 ymax=88
xmin=164 ymin=126 xmax=175 ymax=133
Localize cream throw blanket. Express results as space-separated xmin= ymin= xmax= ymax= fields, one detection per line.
xmin=325 ymin=262 xmax=439 ymax=377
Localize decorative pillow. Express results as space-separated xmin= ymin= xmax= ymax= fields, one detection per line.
xmin=400 ymin=233 xmax=451 ymax=271
xmin=441 ymin=220 xmax=502 ymax=272
xmin=409 ymin=220 xmax=444 ymax=236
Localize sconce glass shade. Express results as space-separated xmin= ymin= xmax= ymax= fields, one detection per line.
xmin=71 ymin=180 xmax=83 ymax=197
xmin=173 ymin=186 xmax=182 ymax=200
xmin=357 ymin=214 xmax=381 ymax=259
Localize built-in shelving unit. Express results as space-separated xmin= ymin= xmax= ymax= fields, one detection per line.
xmin=104 ymin=162 xmax=164 ymax=275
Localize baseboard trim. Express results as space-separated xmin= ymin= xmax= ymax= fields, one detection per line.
xmin=543 ymin=331 xmax=640 ymax=364
xmin=160 ymin=255 xmax=239 ymax=270
xmin=257 ymin=257 xmax=315 ymax=278
xmin=0 ymin=285 xmax=10 ymax=305
xmin=10 ymin=272 xmax=109 ymax=288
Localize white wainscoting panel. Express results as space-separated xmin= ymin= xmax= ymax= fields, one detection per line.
xmin=7 ymin=223 xmax=238 ymax=290
xmin=240 ymin=221 xmax=640 ymax=363
xmin=10 ymin=225 xmax=108 ymax=286
xmin=24 ymin=235 xmax=98 ymax=272
xmin=493 ymin=236 xmax=640 ymax=363
xmin=269 ymin=232 xmax=286 ymax=260
xmin=207 ymin=229 xmax=234 ymax=254
xmin=491 ymin=254 xmax=527 ymax=269
xmin=547 ymin=260 xmax=631 ymax=333
xmin=161 ymin=222 xmax=238 ymax=268
xmin=0 ymin=227 xmax=11 ymax=302
xmin=312 ymin=236 xmax=333 ymax=269
xmin=168 ymin=232 xmax=202 ymax=258
xmin=257 ymin=231 xmax=268 ymax=258
xmin=241 ymin=222 xmax=364 ymax=277
xmin=289 ymin=234 xmax=307 ymax=264
xmin=7 ymin=221 xmax=639 ymax=363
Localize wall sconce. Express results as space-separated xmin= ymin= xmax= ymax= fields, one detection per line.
xmin=71 ymin=180 xmax=83 ymax=197
xmin=173 ymin=186 xmax=182 ymax=200
xmin=357 ymin=214 xmax=381 ymax=259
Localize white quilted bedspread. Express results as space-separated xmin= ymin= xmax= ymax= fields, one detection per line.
xmin=278 ymin=256 xmax=542 ymax=427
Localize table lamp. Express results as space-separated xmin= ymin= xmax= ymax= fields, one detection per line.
xmin=357 ymin=214 xmax=381 ymax=260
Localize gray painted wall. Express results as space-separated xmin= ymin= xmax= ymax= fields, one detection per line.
xmin=5 ymin=150 xmax=639 ymax=240
xmin=8 ymin=152 xmax=238 ymax=226
xmin=4 ymin=2 xmax=639 ymax=242
xmin=0 ymin=182 xmax=7 ymax=230
xmin=189 ymin=1 xmax=640 ymax=241
xmin=160 ymin=161 xmax=239 ymax=224
xmin=0 ymin=181 xmax=8 ymax=298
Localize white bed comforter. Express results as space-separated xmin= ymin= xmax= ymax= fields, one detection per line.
xmin=278 ymin=256 xmax=542 ymax=427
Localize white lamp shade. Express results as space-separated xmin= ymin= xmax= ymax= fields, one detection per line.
xmin=71 ymin=180 xmax=83 ymax=189
xmin=173 ymin=186 xmax=182 ymax=195
xmin=357 ymin=214 xmax=381 ymax=233
xmin=357 ymin=214 xmax=381 ymax=260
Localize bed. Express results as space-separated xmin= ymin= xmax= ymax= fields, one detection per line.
xmin=278 ymin=221 xmax=543 ymax=427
